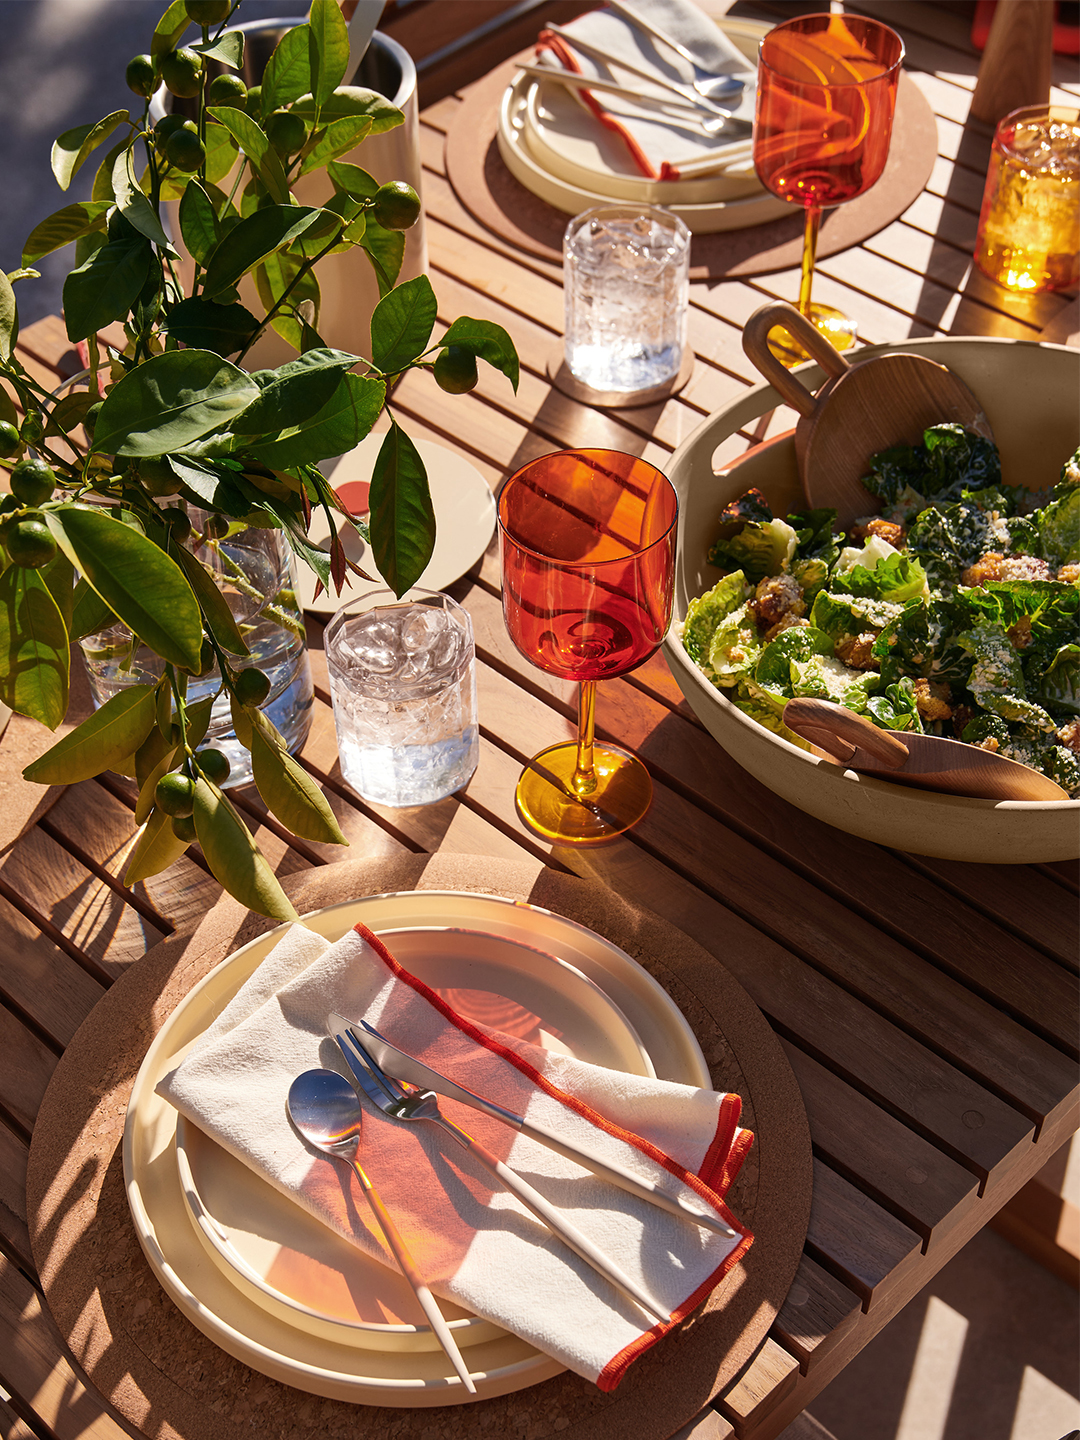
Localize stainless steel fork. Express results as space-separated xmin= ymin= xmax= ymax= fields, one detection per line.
xmin=332 ymin=1023 xmax=670 ymax=1325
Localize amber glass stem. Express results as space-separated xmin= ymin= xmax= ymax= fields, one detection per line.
xmin=572 ymin=681 xmax=598 ymax=797
xmin=797 ymin=205 xmax=822 ymax=318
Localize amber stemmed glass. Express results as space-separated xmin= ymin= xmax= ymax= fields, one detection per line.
xmin=498 ymin=449 xmax=678 ymax=844
xmin=753 ymin=12 xmax=904 ymax=365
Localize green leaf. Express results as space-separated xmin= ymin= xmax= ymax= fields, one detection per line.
xmin=45 ymin=506 xmax=203 ymax=672
xmin=51 ymin=111 xmax=129 ymax=192
xmin=251 ymin=371 xmax=385 ymax=468
xmin=163 ymin=296 xmax=259 ymax=356
xmin=70 ymin=577 xmax=117 ymax=641
xmin=45 ymin=390 xmax=95 ymax=440
xmin=308 ymin=0 xmax=351 ymax=106
xmin=41 ymin=551 xmax=75 ymax=637
xmin=179 ymin=180 xmax=220 ymax=265
xmin=358 ymin=217 xmax=405 ymax=298
xmin=92 ymin=349 xmax=260 ymax=456
xmin=206 ymin=108 xmax=288 ymax=202
xmin=327 ymin=159 xmax=378 ymax=198
xmin=171 ymin=542 xmax=250 ymax=656
xmin=112 ymin=146 xmax=174 ymax=252
xmin=0 ymin=271 xmax=17 ymax=362
xmin=192 ymin=774 xmax=299 ymax=921
xmin=440 ymin=316 xmax=520 ymax=392
xmin=370 ymin=274 xmax=437 ymax=374
xmin=151 ymin=0 xmax=192 ymax=56
xmin=262 ymin=24 xmax=312 ymax=111
xmin=250 ymin=715 xmax=347 ymax=843
xmin=24 ymin=682 xmax=157 ymax=783
xmin=170 ymin=456 xmax=248 ymax=515
xmin=22 ymin=201 xmax=111 ymax=265
xmin=7 ymin=268 xmax=40 ymax=285
xmin=196 ymin=28 xmax=244 ymax=69
xmin=233 ymin=348 xmax=359 ymax=433
xmin=0 ymin=389 xmax=16 ymax=428
xmin=298 ymin=114 xmax=373 ymax=176
xmin=292 ymin=87 xmax=402 ymax=135
xmin=368 ymin=420 xmax=435 ymax=597
xmin=91 ymin=136 xmax=129 ymax=204
xmin=134 ymin=734 xmax=181 ymax=824
xmin=62 ymin=236 xmax=151 ymax=343
xmin=124 ymin=806 xmax=192 ymax=885
xmin=0 ymin=566 xmax=69 ymax=729
xmin=254 ymin=251 xmax=321 ymax=350
xmin=186 ymin=694 xmax=214 ymax=750
xmin=201 ymin=205 xmax=323 ymax=298
xmin=229 ymin=691 xmax=253 ymax=748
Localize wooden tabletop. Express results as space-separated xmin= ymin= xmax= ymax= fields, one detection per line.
xmin=2 ymin=4 xmax=1078 ymax=1440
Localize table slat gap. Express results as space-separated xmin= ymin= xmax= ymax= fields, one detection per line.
xmin=0 ymin=872 xmax=111 ymax=991
xmin=35 ymin=816 xmax=175 ymax=938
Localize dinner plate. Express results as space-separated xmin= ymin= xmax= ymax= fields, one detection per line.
xmin=299 ymin=435 xmax=497 ymax=615
xmin=521 ymin=18 xmax=768 ymax=208
xmin=125 ymin=891 xmax=710 ymax=1406
xmin=496 ymin=17 xmax=790 ymax=233
xmin=174 ymin=924 xmax=652 ymax=1350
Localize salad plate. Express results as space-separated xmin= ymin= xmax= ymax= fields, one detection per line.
xmin=125 ymin=892 xmax=709 ymax=1405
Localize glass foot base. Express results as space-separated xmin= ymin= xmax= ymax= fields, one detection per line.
xmin=767 ymin=304 xmax=858 ymax=368
xmin=515 ymin=742 xmax=653 ymax=845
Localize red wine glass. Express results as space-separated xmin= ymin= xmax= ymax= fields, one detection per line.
xmin=753 ymin=13 xmax=904 ymax=365
xmin=498 ymin=449 xmax=678 ymax=844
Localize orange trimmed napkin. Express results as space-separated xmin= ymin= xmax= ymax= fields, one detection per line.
xmin=159 ymin=920 xmax=753 ymax=1389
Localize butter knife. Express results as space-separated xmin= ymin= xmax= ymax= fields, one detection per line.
xmin=331 ymin=1014 xmax=737 ymax=1239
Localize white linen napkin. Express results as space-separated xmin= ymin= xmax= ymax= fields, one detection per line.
xmin=159 ymin=920 xmax=753 ymax=1389
xmin=535 ymin=0 xmax=758 ymax=182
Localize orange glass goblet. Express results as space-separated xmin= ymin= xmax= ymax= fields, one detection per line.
xmin=498 ymin=449 xmax=678 ymax=844
xmin=754 ymin=12 xmax=904 ymax=365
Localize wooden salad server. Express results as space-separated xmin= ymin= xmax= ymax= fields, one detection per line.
xmin=782 ymin=697 xmax=1068 ymax=801
xmin=742 ymin=301 xmax=993 ymax=529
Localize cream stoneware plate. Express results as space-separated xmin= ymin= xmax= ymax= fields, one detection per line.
xmin=124 ymin=891 xmax=709 ymax=1406
xmin=174 ymin=923 xmax=652 ymax=1349
xmin=521 ymin=18 xmax=767 ymax=208
xmin=301 ymin=435 xmax=497 ymax=615
xmin=497 ymin=73 xmax=790 ymax=232
xmin=662 ymin=336 xmax=1080 ymax=863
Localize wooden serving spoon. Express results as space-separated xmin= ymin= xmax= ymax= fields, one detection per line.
xmin=742 ymin=302 xmax=993 ymax=529
xmin=783 ymin=697 xmax=1068 ymax=801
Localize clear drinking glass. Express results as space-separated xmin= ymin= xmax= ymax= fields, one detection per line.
xmin=563 ymin=204 xmax=690 ymax=394
xmin=325 ymin=587 xmax=479 ymax=806
xmin=974 ymin=104 xmax=1080 ymax=294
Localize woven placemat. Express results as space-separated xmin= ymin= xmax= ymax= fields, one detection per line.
xmin=27 ymin=854 xmax=811 ymax=1440
xmin=445 ymin=57 xmax=938 ymax=275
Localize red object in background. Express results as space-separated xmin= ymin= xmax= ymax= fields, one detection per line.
xmin=973 ymin=0 xmax=1080 ymax=54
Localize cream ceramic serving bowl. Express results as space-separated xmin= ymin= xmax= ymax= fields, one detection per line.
xmin=662 ymin=336 xmax=1080 ymax=863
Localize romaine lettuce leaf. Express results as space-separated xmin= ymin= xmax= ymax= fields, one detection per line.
xmin=866 ymin=677 xmax=924 ymax=732
xmin=810 ymin=590 xmax=903 ymax=650
xmin=1030 ymin=643 xmax=1080 ymax=717
xmin=1035 ymin=483 xmax=1080 ymax=567
xmin=706 ymin=604 xmax=760 ymax=684
xmin=709 ymin=516 xmax=797 ymax=582
xmin=681 ymin=571 xmax=748 ymax=666
xmin=754 ymin=625 xmax=834 ymax=713
xmin=831 ymin=551 xmax=928 ymax=603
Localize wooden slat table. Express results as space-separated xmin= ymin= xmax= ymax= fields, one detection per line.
xmin=1 ymin=4 xmax=1077 ymax=1439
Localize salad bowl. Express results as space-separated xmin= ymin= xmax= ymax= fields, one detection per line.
xmin=662 ymin=335 xmax=1079 ymax=863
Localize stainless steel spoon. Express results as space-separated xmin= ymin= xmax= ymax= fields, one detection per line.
xmin=603 ymin=0 xmax=747 ymax=104
xmin=287 ymin=1068 xmax=477 ymax=1393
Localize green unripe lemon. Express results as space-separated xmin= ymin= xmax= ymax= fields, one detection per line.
xmin=6 ymin=520 xmax=56 ymax=569
xmin=165 ymin=123 xmax=205 ymax=172
xmin=433 ymin=345 xmax=478 ymax=395
xmin=208 ymin=73 xmax=247 ymax=107
xmin=171 ymin=813 xmax=198 ymax=843
xmin=155 ymin=770 xmax=196 ymax=818
xmin=196 ymin=747 xmax=231 ymax=785
xmin=161 ymin=47 xmax=204 ymax=99
xmin=10 ymin=457 xmax=56 ymax=505
xmin=265 ymin=109 xmax=307 ymax=156
xmin=234 ymin=667 xmax=271 ymax=705
xmin=125 ymin=54 xmax=157 ymax=98
xmin=83 ymin=401 xmax=102 ymax=439
xmin=0 ymin=421 xmax=21 ymax=458
xmin=154 ymin=113 xmax=189 ymax=147
xmin=138 ymin=456 xmax=180 ymax=497
xmin=371 ymin=181 xmax=421 ymax=231
xmin=161 ymin=506 xmax=193 ymax=543
xmin=203 ymin=513 xmax=230 ymax=540
xmin=20 ymin=411 xmax=45 ymax=445
xmin=186 ymin=0 xmax=231 ymax=23
xmin=244 ymin=84 xmax=262 ymax=118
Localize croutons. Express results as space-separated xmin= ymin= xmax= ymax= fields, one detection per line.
xmin=913 ymin=677 xmax=953 ymax=721
xmin=748 ymin=572 xmax=805 ymax=630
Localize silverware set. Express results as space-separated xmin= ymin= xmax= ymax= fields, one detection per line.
xmin=286 ymin=1012 xmax=738 ymax=1390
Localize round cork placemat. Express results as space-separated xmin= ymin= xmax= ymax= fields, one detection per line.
xmin=27 ymin=854 xmax=811 ymax=1440
xmin=445 ymin=57 xmax=938 ymax=277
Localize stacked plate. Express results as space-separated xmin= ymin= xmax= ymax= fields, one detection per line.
xmin=124 ymin=890 xmax=712 ymax=1406
xmin=497 ymin=18 xmax=790 ymax=234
